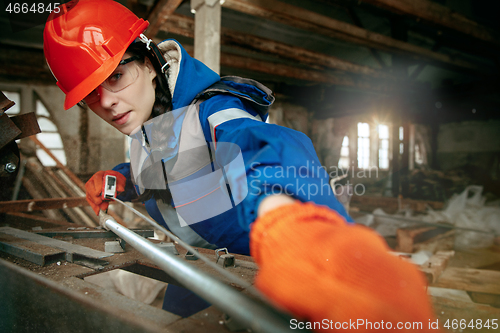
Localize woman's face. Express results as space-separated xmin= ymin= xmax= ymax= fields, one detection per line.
xmin=86 ymin=53 xmax=157 ymax=135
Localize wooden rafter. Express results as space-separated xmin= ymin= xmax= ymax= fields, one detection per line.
xmin=165 ymin=14 xmax=396 ymax=80
xmin=144 ymin=0 xmax=184 ymax=38
xmin=221 ymin=0 xmax=487 ymax=73
xmin=358 ymin=0 xmax=500 ymax=47
xmin=179 ymin=44 xmax=396 ymax=92
xmin=166 ymin=18 xmax=398 ymax=91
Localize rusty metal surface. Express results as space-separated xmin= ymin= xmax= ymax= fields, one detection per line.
xmin=0 ymin=228 xmax=267 ymax=332
xmin=0 ymin=114 xmax=21 ymax=150
xmin=0 ymin=227 xmax=113 ymax=259
xmin=35 ymin=227 xmax=154 ymax=239
xmin=0 ymin=232 xmax=65 ymax=265
xmin=9 ymin=112 xmax=41 ymax=139
xmin=0 ymin=196 xmax=89 ymax=213
xmin=61 ymin=276 xmax=181 ymax=328
xmin=0 ymin=91 xmax=15 ymax=112
xmin=0 ymin=259 xmax=168 ymax=333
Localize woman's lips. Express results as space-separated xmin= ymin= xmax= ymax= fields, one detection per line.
xmin=112 ymin=111 xmax=131 ymax=125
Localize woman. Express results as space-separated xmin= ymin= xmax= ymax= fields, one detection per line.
xmin=44 ymin=0 xmax=351 ymax=255
xmin=44 ymin=0 xmax=436 ymax=328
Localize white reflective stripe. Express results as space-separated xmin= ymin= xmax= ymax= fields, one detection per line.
xmin=207 ymin=108 xmax=262 ymax=144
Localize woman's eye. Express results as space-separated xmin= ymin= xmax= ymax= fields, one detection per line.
xmin=109 ymin=72 xmax=123 ymax=83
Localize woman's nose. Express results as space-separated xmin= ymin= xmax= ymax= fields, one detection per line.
xmin=98 ymin=86 xmax=119 ymax=109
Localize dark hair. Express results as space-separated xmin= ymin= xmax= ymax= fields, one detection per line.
xmin=125 ymin=41 xmax=173 ymax=118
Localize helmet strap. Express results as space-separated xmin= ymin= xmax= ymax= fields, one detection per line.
xmin=138 ymin=34 xmax=170 ymax=75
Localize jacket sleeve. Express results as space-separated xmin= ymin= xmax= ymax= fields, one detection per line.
xmin=112 ymin=162 xmax=139 ymax=202
xmin=198 ymin=95 xmax=352 ymax=231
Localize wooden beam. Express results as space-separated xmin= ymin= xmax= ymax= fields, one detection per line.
xmin=29 ymin=137 xmax=84 ymax=192
xmin=431 ymin=267 xmax=500 ymax=295
xmin=0 ymin=197 xmax=89 ymax=213
xmin=397 ymin=226 xmax=454 ymax=254
xmin=359 ymin=0 xmax=500 ymax=47
xmin=431 ymin=296 xmax=500 ymax=328
xmin=166 ymin=14 xmax=396 ymax=80
xmin=346 ymin=7 xmax=386 ymax=69
xmin=0 ymin=44 xmax=54 ymax=84
xmin=29 ymin=136 xmax=126 ymax=226
xmin=222 ymin=0 xmax=487 ymax=73
xmin=420 ymin=250 xmax=455 ymax=284
xmin=350 ymin=195 xmax=444 ymax=214
xmin=183 ymin=44 xmax=395 ymax=92
xmin=144 ymin=0 xmax=184 ymax=38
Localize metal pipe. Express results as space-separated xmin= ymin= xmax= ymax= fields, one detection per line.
xmin=103 ymin=217 xmax=305 ymax=333
xmin=110 ymin=197 xmax=254 ymax=293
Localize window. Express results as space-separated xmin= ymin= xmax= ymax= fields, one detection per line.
xmin=399 ymin=126 xmax=404 ymax=154
xmin=3 ymin=91 xmax=20 ymax=114
xmin=415 ymin=144 xmax=424 ymax=165
xmin=3 ymin=91 xmax=66 ymax=166
xmin=357 ymin=122 xmax=370 ymax=169
xmin=338 ymin=136 xmax=349 ymax=169
xmin=378 ymin=124 xmax=389 ymax=170
xmin=35 ymin=100 xmax=66 ymax=166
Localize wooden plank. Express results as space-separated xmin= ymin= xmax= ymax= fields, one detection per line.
xmin=25 ymin=157 xmax=87 ymax=225
xmin=420 ymin=250 xmax=455 ymax=284
xmin=29 ymin=136 xmax=126 ymax=226
xmin=468 ymin=292 xmax=500 ymax=308
xmin=431 ymin=267 xmax=500 ymax=295
xmin=350 ymin=195 xmax=444 ymax=213
xmin=144 ymin=0 xmax=184 ymax=38
xmin=29 ymin=137 xmax=84 ymax=192
xmin=0 ymin=197 xmax=89 ymax=213
xmin=219 ymin=49 xmax=394 ymax=91
xmin=397 ymin=226 xmax=454 ymax=253
xmin=222 ymin=0 xmax=487 ymax=73
xmin=431 ymin=295 xmax=500 ymax=330
xmin=179 ymin=44 xmax=396 ymax=91
xmin=359 ymin=0 xmax=500 ymax=46
xmin=21 ymin=171 xmax=66 ymax=221
xmin=55 ymin=169 xmax=99 ymax=225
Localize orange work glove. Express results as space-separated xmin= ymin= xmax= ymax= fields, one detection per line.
xmin=85 ymin=170 xmax=126 ymax=215
xmin=250 ymin=201 xmax=437 ymax=332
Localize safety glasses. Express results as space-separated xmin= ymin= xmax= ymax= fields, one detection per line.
xmin=84 ymin=55 xmax=141 ymax=105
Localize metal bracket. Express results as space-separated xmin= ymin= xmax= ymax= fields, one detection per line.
xmin=185 ymin=249 xmax=199 ymax=261
xmin=215 ymin=248 xmax=235 ymax=268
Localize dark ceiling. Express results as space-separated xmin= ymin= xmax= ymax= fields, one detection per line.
xmin=0 ymin=0 xmax=499 ymax=123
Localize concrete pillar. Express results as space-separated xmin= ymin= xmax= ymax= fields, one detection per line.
xmin=191 ymin=0 xmax=221 ymax=74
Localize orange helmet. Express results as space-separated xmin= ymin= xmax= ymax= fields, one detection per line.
xmin=43 ymin=0 xmax=149 ymax=110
